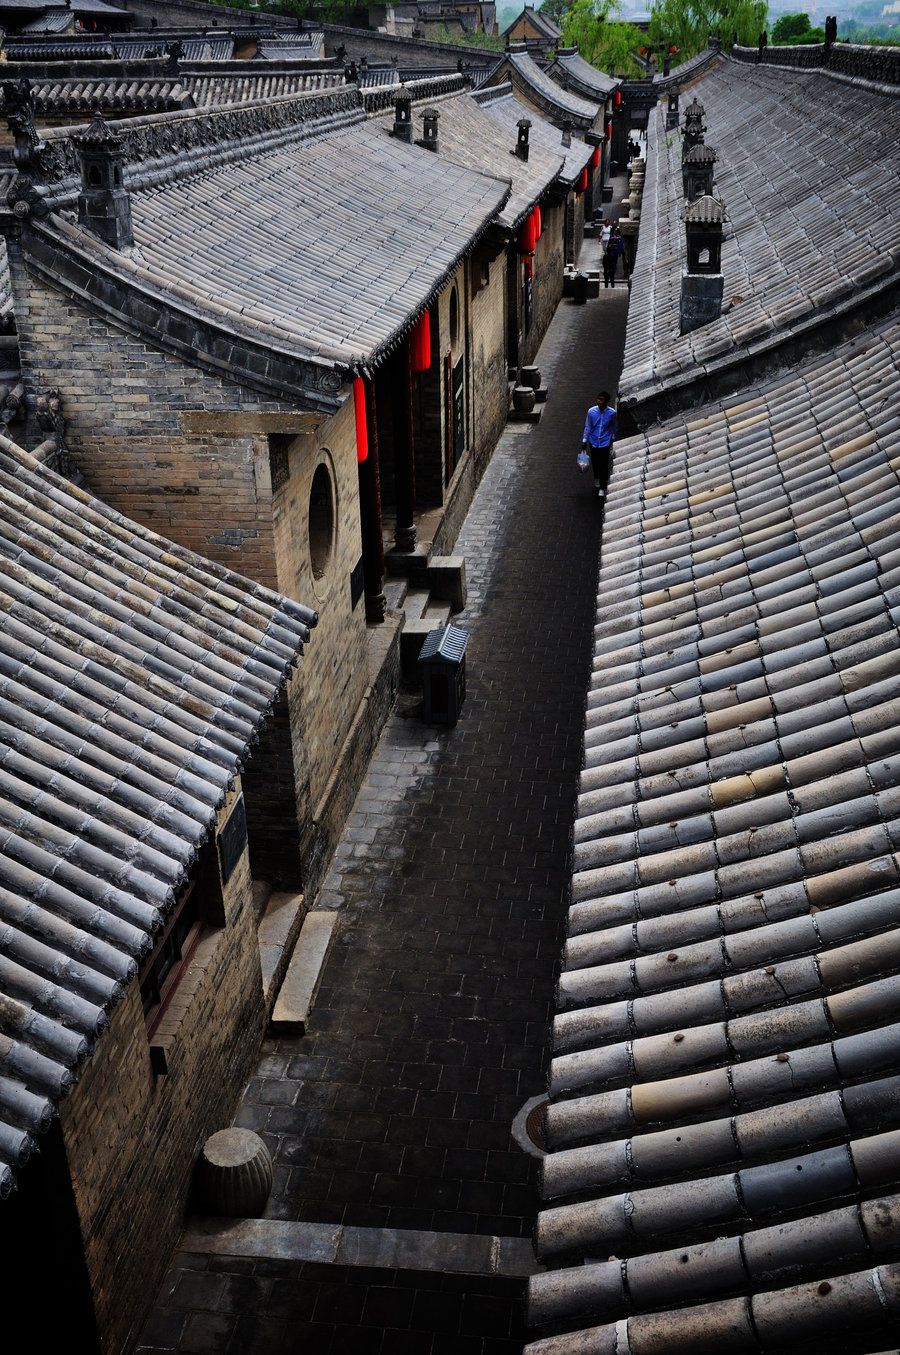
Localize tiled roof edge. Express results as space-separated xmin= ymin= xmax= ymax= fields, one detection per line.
xmin=21 ymin=219 xmax=348 ymax=410
xmin=361 ymin=71 xmax=470 ymax=115
xmin=620 ymin=263 xmax=900 ymax=427
xmin=34 ymin=86 xmax=368 ymax=208
xmin=366 ymin=174 xmax=512 ymax=373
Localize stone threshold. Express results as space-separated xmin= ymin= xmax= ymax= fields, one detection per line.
xmin=181 ymin=1217 xmax=542 ymax=1279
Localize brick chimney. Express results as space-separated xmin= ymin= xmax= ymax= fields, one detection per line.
xmin=680 ymin=195 xmax=725 ymax=334
xmin=392 ymin=92 xmax=413 ymax=143
xmin=75 ymin=113 xmax=134 ymax=250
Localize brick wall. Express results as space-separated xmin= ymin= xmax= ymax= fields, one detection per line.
xmin=58 ymin=785 xmax=267 ymax=1355
xmin=523 ymin=200 xmax=565 ymax=368
xmin=11 ymin=252 xmax=373 ymax=897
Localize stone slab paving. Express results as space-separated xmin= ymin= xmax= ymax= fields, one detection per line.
xmin=136 ymin=284 xmax=630 ymax=1355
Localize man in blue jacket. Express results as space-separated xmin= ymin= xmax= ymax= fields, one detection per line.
xmin=582 ymin=390 xmax=618 ymax=499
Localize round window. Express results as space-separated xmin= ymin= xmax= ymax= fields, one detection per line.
xmin=308 ymin=461 xmax=335 ymax=584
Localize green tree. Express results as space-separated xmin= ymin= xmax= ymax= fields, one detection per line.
xmin=599 ymin=20 xmax=646 ymax=74
xmin=648 ymin=0 xmax=766 ymax=59
xmin=561 ymin=0 xmax=618 ymax=64
xmin=540 ymin=0 xmax=571 ymax=22
xmin=771 ymin=11 xmax=811 ymax=41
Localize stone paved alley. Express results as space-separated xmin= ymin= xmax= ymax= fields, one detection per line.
xmin=138 ymin=272 xmax=630 ymax=1355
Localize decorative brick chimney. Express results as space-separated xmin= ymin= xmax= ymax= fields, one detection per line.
xmin=680 ymin=195 xmax=725 ymax=334
xmin=515 ymin=118 xmax=532 ymax=161
xmin=391 ymin=92 xmax=412 ymax=143
xmin=75 ymin=113 xmax=134 ymax=250
xmin=420 ymin=108 xmax=439 ymax=153
xmin=682 ymin=143 xmax=717 ymax=202
xmin=682 ymin=97 xmax=705 ymax=157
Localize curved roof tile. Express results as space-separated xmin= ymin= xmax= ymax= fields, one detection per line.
xmin=529 ymin=311 xmax=900 ymax=1352
xmin=621 ymin=62 xmax=900 ymax=409
xmin=0 ymin=433 xmax=315 ymax=1199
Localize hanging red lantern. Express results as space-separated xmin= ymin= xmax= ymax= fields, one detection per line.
xmin=518 ymin=213 xmax=537 ymax=254
xmin=606 ymin=119 xmax=612 ymax=142
xmin=591 ymin=146 xmax=600 ymax=168
xmin=577 ymin=167 xmax=588 ymax=194
xmin=410 ymin=312 xmax=431 ymax=374
xmin=533 ymin=204 xmax=542 ymax=240
xmin=353 ymin=376 xmax=368 ymax=464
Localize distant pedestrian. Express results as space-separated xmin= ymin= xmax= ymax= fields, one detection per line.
xmin=599 ymin=217 xmax=612 ymax=252
xmin=603 ymin=226 xmax=624 ymax=287
xmin=581 ymin=390 xmax=618 ymax=500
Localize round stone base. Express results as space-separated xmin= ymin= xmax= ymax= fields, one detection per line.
xmin=195 ymin=1128 xmax=273 ymax=1217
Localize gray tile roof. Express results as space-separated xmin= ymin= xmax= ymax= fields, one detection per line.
xmin=621 ymin=61 xmax=900 ymax=409
xmin=96 ymin=116 xmax=510 ymax=370
xmin=528 ymin=311 xmax=900 ymax=1351
xmin=549 ymin=47 xmax=618 ymax=99
xmin=406 ymin=86 xmax=587 ymax=228
xmin=0 ymin=433 xmax=316 ymax=1199
xmin=183 ymin=71 xmax=344 ymax=105
xmin=472 ymin=84 xmax=593 ymax=195
xmin=28 ymin=78 xmax=195 ymax=116
xmin=503 ymin=48 xmax=601 ymax=125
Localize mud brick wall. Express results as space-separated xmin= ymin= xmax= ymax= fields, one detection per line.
xmin=58 ymin=788 xmax=266 ymax=1355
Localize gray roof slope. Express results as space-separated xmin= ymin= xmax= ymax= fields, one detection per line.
xmin=404 ymin=86 xmax=584 ymax=228
xmin=0 ymin=432 xmax=316 ymax=1200
xmin=27 ymin=77 xmax=195 ymax=115
xmin=528 ymin=313 xmax=900 ymax=1352
xmin=102 ymin=116 xmax=510 ymax=370
xmin=474 ymin=84 xmax=592 ymax=193
xmin=182 ymin=71 xmax=343 ymax=104
xmin=19 ymin=11 xmax=74 ymax=33
xmin=621 ymin=61 xmax=900 ymax=407
xmin=550 ymin=47 xmax=618 ymax=99
xmin=505 ymin=47 xmax=600 ymax=123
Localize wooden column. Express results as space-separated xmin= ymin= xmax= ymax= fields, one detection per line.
xmin=392 ymin=336 xmax=417 ymax=552
xmin=358 ymin=378 xmax=386 ymax=623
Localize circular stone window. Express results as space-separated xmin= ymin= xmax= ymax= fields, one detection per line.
xmin=308 ymin=461 xmax=335 ymax=585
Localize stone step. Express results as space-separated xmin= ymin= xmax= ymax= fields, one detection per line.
xmin=423 ymin=601 xmax=452 ymax=628
xmin=403 ymin=589 xmax=431 ymax=622
xmin=427 ymin=555 xmax=467 ymax=612
xmin=257 ymin=890 xmax=305 ymax=1011
xmin=269 ymin=910 xmax=338 ymax=1035
xmin=382 ymin=576 xmax=408 ymax=611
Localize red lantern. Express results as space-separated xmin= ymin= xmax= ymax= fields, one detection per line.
xmin=533 ymin=204 xmax=542 ymax=240
xmin=410 ymin=312 xmax=431 ymax=374
xmin=606 ymin=119 xmax=612 ymax=142
xmin=353 ymin=376 xmax=367 ymax=464
xmin=591 ymin=146 xmax=600 ymax=168
xmin=577 ymin=167 xmax=588 ymax=194
xmin=518 ymin=213 xmax=537 ymax=254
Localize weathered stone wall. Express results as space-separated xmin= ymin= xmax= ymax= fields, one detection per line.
xmin=59 ymin=785 xmax=266 ymax=1355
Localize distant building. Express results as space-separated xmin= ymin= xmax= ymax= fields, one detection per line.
xmin=502 ymin=3 xmax=561 ymax=55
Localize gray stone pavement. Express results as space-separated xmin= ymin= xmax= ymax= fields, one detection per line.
xmin=137 ymin=279 xmax=630 ymax=1355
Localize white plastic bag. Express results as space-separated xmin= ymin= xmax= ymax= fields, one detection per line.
xmin=577 ymin=449 xmax=591 ymax=473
